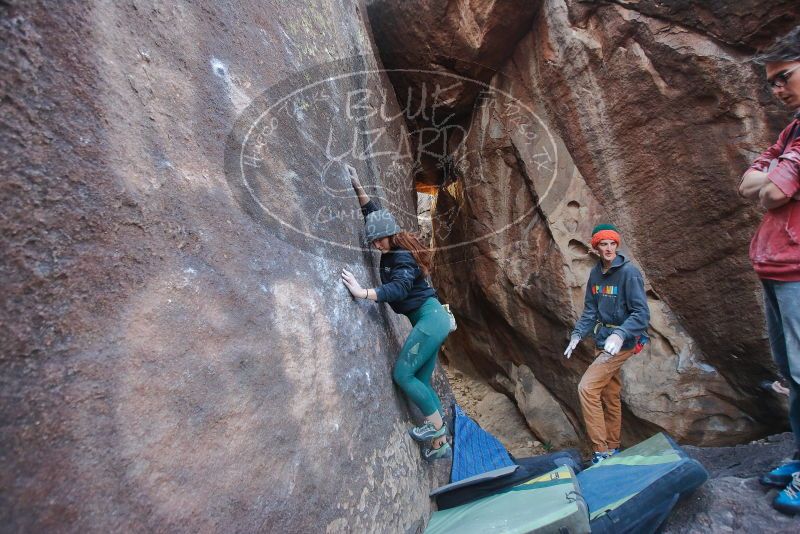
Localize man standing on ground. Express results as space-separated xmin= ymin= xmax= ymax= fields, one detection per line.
xmin=738 ymin=26 xmax=800 ymax=516
xmin=563 ymin=224 xmax=650 ymax=465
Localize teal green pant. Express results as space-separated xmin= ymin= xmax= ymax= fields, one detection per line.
xmin=393 ymin=298 xmax=451 ymax=417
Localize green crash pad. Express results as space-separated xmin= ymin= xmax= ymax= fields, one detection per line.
xmin=425 ymin=465 xmax=590 ymax=534
xmin=577 ymin=432 xmax=708 ymax=533
xmin=580 ymin=433 xmax=686 ymax=518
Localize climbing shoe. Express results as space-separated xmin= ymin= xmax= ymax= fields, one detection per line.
xmin=760 ymin=460 xmax=800 ymax=488
xmin=409 ymin=421 xmax=447 ymax=442
xmin=608 ymin=448 xmax=620 ymax=456
xmin=591 ymin=452 xmax=610 ymax=465
xmin=423 ymin=442 xmax=452 ymax=462
xmin=773 ymin=472 xmax=800 ymax=515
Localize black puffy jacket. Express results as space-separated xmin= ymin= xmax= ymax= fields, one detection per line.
xmin=361 ymin=200 xmax=438 ymax=314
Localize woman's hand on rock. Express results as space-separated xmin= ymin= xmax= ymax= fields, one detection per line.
xmin=345 ymin=164 xmax=361 ymax=188
xmin=342 ymin=268 xmax=367 ymax=299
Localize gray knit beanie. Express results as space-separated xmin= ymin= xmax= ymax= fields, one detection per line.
xmin=364 ymin=209 xmax=402 ymax=242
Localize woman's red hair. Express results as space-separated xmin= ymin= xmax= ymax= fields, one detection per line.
xmin=390 ymin=231 xmax=432 ymax=275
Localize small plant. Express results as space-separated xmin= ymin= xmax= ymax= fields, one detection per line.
xmin=542 ymin=441 xmax=553 ymax=452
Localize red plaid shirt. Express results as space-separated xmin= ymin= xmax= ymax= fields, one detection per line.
xmin=748 ymin=118 xmax=800 ymax=281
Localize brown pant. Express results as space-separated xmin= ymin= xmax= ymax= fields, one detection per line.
xmin=578 ymin=347 xmax=637 ymax=452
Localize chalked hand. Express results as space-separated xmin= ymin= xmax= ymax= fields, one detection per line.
xmin=563 ymin=336 xmax=580 ymax=359
xmin=345 ymin=164 xmax=361 ymax=188
xmin=602 ymin=333 xmax=624 ymax=356
xmin=342 ymin=268 xmax=367 ymax=299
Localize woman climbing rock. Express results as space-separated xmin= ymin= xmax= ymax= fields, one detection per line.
xmin=340 ymin=164 xmax=452 ymax=461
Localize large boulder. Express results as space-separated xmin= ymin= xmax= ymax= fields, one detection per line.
xmin=520 ymin=0 xmax=796 ymax=403
xmin=1 ymin=1 xmax=451 ymax=531
xmin=366 ymin=0 xmax=540 ymax=116
xmin=366 ymin=0 xmax=541 ymax=184
xmin=508 ymin=364 xmax=580 ymax=448
xmin=430 ymin=80 xmax=772 ymax=446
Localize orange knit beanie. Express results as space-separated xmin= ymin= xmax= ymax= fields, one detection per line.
xmin=591 ymin=224 xmax=621 ymax=249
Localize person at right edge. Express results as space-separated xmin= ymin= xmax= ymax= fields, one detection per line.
xmin=563 ymin=224 xmax=650 ymax=466
xmin=738 ymin=26 xmax=800 ymax=516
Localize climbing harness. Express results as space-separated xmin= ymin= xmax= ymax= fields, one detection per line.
xmin=592 ymin=322 xmax=620 ymax=334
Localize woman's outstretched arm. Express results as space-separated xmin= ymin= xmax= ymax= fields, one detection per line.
xmin=347 ymin=164 xmax=370 ymax=207
xmin=341 ymin=164 xmax=380 ymax=301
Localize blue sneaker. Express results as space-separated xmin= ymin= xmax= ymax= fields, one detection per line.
xmin=608 ymin=448 xmax=620 ymax=456
xmin=423 ymin=441 xmax=452 ymax=461
xmin=773 ymin=472 xmax=800 ymax=515
xmin=409 ymin=421 xmax=447 ymax=442
xmin=591 ymin=452 xmax=610 ymax=465
xmin=761 ymin=460 xmax=800 ymax=488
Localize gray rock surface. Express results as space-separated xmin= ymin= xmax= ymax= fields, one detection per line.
xmin=510 ymin=364 xmax=580 ymax=448
xmin=1 ymin=1 xmax=451 ymax=531
xmin=665 ymin=433 xmax=800 ymax=533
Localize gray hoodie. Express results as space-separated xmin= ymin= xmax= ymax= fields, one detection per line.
xmin=571 ymin=253 xmax=650 ymax=350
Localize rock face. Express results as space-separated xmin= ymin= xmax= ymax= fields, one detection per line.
xmin=664 ymin=433 xmax=799 ymax=533
xmin=366 ymin=0 xmax=541 ymax=184
xmin=368 ymin=0 xmax=800 ymax=447
xmin=521 ymin=0 xmax=794 ymax=404
xmin=1 ymin=1 xmax=451 ymax=531
xmin=367 ymin=0 xmax=540 ymax=116
xmin=599 ymin=0 xmax=800 ymax=48
xmin=506 ymin=364 xmax=580 ymax=448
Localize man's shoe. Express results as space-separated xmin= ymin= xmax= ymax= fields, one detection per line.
xmin=761 ymin=460 xmax=800 ymax=488
xmin=773 ymin=472 xmax=800 ymax=515
xmin=608 ymin=448 xmax=620 ymax=456
xmin=409 ymin=421 xmax=447 ymax=442
xmin=423 ymin=442 xmax=452 ymax=462
xmin=591 ymin=451 xmax=610 ymax=465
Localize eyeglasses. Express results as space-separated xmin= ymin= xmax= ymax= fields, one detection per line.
xmin=768 ymin=64 xmax=800 ymax=90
